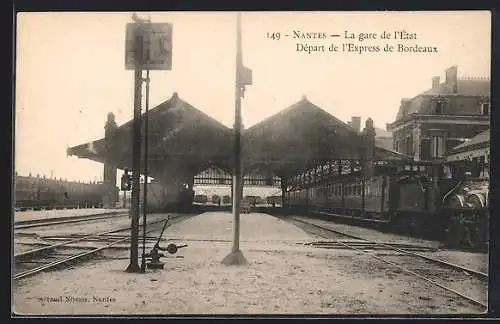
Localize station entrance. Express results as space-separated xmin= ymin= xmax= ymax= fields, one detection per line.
xmin=193 ymin=165 xmax=281 ymax=208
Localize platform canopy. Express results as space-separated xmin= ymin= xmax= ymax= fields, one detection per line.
xmin=67 ymin=93 xmax=410 ymax=179
xmin=67 ymin=93 xmax=233 ymax=179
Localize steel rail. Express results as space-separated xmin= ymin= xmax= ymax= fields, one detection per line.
xmin=333 ymin=239 xmax=487 ymax=309
xmin=14 ymin=213 xmax=130 ymax=230
xmin=14 ymin=216 xmax=172 ymax=261
xmin=15 ymin=211 xmax=128 ymax=225
xmin=290 ymin=217 xmax=488 ymax=309
xmin=292 ymin=216 xmax=488 ymax=279
xmin=14 ymin=216 xmax=179 ymax=280
xmin=314 ymin=211 xmax=390 ymax=224
xmin=302 ymin=241 xmax=437 ymax=252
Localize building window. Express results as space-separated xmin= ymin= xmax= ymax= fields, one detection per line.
xmin=434 ymin=102 xmax=443 ymax=114
xmin=421 ymin=139 xmax=431 ymax=160
xmin=479 ymin=155 xmax=485 ymax=169
xmin=481 ymin=103 xmax=490 ymax=116
xmin=432 ymin=136 xmax=444 ymax=157
xmin=394 ymin=139 xmax=399 ymax=152
xmin=406 ymin=136 xmax=413 ymax=156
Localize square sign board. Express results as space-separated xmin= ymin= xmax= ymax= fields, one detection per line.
xmin=125 ymin=23 xmax=173 ymax=70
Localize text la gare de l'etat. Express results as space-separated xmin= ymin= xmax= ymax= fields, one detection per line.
xmin=284 ymin=30 xmax=439 ymax=54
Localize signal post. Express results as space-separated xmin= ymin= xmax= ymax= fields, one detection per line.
xmin=124 ymin=14 xmax=173 ymax=273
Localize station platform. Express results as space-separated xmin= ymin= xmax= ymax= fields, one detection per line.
xmin=14 ymin=208 xmax=129 ymax=223
xmin=13 ymin=212 xmax=480 ymax=315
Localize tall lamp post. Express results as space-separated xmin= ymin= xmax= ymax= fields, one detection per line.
xmin=222 ymin=12 xmax=252 ymax=266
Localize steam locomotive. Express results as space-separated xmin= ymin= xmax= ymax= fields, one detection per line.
xmin=14 ymin=174 xmax=117 ymax=210
xmin=286 ymin=160 xmax=489 ymax=248
xmin=142 ymin=181 xmax=194 ymax=212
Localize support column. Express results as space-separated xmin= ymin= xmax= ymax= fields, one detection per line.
xmin=103 ymin=112 xmax=117 ymax=208
xmin=312 ymin=164 xmax=316 ymax=205
xmin=431 ymin=158 xmax=443 ymax=212
xmin=281 ymin=176 xmax=287 ymax=209
xmin=362 ymin=118 xmax=376 ymax=179
xmin=187 ymin=176 xmax=195 ymax=205
xmin=320 ymin=163 xmax=325 ymax=205
xmin=305 ymin=170 xmax=310 ymax=205
xmin=413 ymin=121 xmax=421 ymax=161
xmin=362 ymin=118 xmax=376 ymax=217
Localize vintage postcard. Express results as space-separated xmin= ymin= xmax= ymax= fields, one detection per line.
xmin=12 ymin=11 xmax=490 ymax=316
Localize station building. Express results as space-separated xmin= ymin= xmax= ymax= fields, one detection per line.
xmin=68 ymin=94 xmax=409 ymax=210
xmin=386 ymin=66 xmax=490 ymax=162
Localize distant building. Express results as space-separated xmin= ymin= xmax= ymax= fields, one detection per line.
xmin=347 ymin=116 xmax=393 ymax=151
xmin=386 ymin=66 xmax=490 ymax=161
xmin=374 ymin=127 xmax=393 ymax=151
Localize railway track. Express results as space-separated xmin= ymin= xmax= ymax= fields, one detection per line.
xmin=14 ymin=214 xmax=186 ymax=281
xmin=14 ymin=211 xmax=129 ymax=230
xmin=286 ymin=216 xmax=488 ymax=310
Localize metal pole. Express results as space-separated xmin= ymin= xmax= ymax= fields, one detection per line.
xmin=141 ymin=22 xmax=151 ymax=273
xmin=231 ymin=12 xmax=244 ymax=254
xmin=222 ymin=12 xmax=248 ymax=265
xmin=232 ymin=88 xmax=242 ymax=253
xmin=126 ymin=22 xmax=143 ymax=273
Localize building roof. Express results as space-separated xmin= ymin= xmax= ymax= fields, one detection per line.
xmin=67 ymin=94 xmax=411 ymax=179
xmin=447 ymin=129 xmax=490 ymax=155
xmin=67 ymin=93 xmax=234 ymax=177
xmin=394 ymin=77 xmax=490 ymax=121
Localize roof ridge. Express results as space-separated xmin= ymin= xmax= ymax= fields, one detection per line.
xmin=244 ymin=97 xmax=308 ymax=132
xmin=245 ymin=97 xmax=355 ymax=134
xmin=174 ymin=96 xmax=232 ymax=131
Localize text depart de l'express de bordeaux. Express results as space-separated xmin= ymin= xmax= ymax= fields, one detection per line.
xmin=292 ymin=30 xmax=438 ymax=54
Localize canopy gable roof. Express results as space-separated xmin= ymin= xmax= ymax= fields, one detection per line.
xmin=68 ymin=95 xmax=410 ymax=179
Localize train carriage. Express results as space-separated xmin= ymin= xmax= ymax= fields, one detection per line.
xmin=14 ymin=175 xmax=110 ymax=210
xmin=286 ymin=159 xmax=489 ymax=249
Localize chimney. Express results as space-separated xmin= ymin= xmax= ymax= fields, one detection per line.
xmin=351 ymin=116 xmax=361 ymax=133
xmin=432 ymin=76 xmax=440 ymax=90
xmin=400 ymin=98 xmax=412 ymax=116
xmin=445 ymin=65 xmax=458 ymax=93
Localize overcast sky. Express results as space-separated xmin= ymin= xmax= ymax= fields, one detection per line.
xmin=15 ymin=11 xmax=490 ymax=182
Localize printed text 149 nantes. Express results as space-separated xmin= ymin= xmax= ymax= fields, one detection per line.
xmin=267 ymin=30 xmax=439 ymax=55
